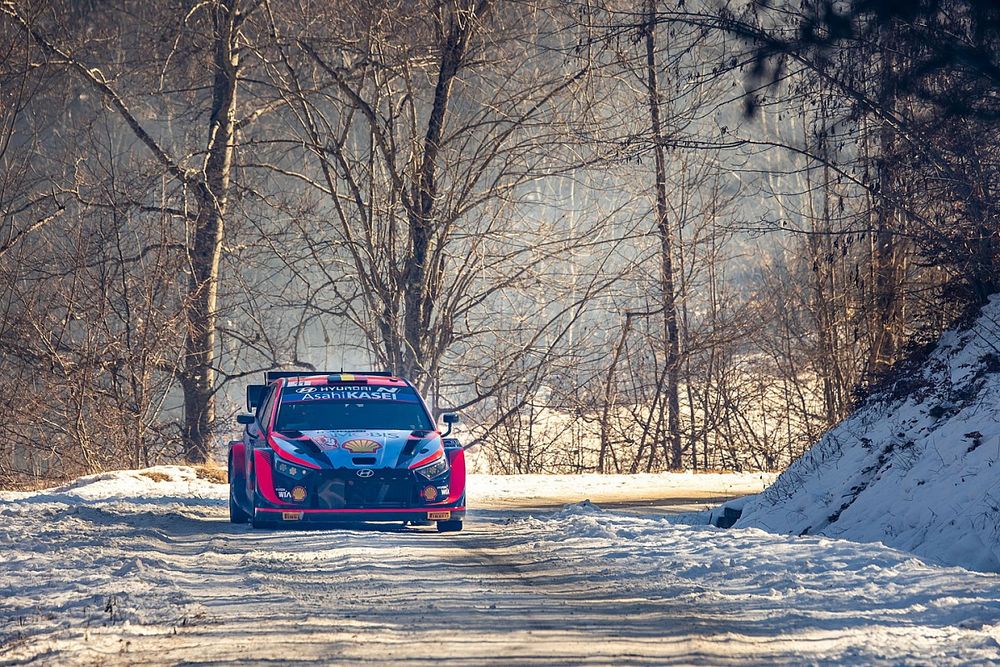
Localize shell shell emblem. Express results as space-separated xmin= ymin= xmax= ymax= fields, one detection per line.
xmin=342 ymin=438 xmax=381 ymax=454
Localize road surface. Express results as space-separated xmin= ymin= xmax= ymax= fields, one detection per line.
xmin=2 ymin=469 xmax=999 ymax=665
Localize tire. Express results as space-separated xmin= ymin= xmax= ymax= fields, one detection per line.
xmin=246 ymin=467 xmax=270 ymax=529
xmin=229 ymin=491 xmax=250 ymax=523
xmin=436 ymin=519 xmax=463 ymax=533
xmin=228 ymin=457 xmax=250 ymax=524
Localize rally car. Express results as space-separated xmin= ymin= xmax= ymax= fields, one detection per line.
xmin=228 ymin=371 xmax=466 ymax=532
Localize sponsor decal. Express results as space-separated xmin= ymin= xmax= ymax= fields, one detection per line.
xmin=296 ymin=385 xmax=399 ymax=396
xmin=353 ymin=431 xmax=396 ymax=439
xmin=356 ymin=469 xmax=375 ymax=478
xmin=281 ymin=385 xmax=417 ymax=403
xmin=310 ymin=432 xmax=339 ymax=450
xmin=304 ymin=429 xmax=395 ymax=439
xmin=275 ymin=488 xmax=292 ymax=500
xmin=343 ymin=438 xmax=381 ymax=454
xmin=427 ymin=511 xmax=451 ymax=520
xmin=291 ymin=486 xmax=307 ymax=502
xmin=282 ymin=511 xmax=303 ymax=521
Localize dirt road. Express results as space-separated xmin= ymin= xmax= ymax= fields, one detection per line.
xmin=4 ymin=471 xmax=1000 ymax=666
xmin=12 ymin=501 xmax=739 ymax=665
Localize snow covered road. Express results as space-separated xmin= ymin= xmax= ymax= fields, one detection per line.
xmin=3 ymin=468 xmax=1000 ymax=665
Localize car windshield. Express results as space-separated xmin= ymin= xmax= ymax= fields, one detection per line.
xmin=274 ymin=398 xmax=434 ymax=432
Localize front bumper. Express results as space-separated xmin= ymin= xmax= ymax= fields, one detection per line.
xmin=253 ymin=450 xmax=465 ymax=524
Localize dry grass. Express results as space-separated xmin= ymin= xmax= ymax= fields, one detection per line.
xmin=0 ymin=476 xmax=73 ymax=492
xmin=3 ymin=464 xmax=230 ymax=490
xmin=194 ymin=464 xmax=228 ymax=484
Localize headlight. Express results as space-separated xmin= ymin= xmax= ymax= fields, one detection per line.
xmin=275 ymin=459 xmax=311 ymax=479
xmin=415 ymin=455 xmax=449 ymax=479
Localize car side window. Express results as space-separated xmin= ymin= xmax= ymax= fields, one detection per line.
xmin=258 ymin=387 xmax=277 ymax=428
xmin=254 ymin=387 xmax=269 ymax=420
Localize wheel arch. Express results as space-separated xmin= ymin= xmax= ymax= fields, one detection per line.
xmin=229 ymin=441 xmax=248 ymax=482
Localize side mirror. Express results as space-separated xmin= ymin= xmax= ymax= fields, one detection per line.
xmin=236 ymin=414 xmax=255 ymax=425
xmin=441 ymin=412 xmax=460 ymax=437
xmin=246 ymin=384 xmax=267 ymax=412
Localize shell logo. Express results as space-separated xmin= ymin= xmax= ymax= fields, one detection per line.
xmin=291 ymin=486 xmax=307 ymax=502
xmin=342 ymin=439 xmax=381 ymax=454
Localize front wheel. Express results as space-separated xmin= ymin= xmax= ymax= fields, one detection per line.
xmin=246 ymin=467 xmax=270 ymax=529
xmin=229 ymin=491 xmax=250 ymax=523
xmin=436 ymin=520 xmax=463 ymax=533
xmin=228 ymin=458 xmax=250 ymax=524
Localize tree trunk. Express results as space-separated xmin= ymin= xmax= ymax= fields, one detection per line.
xmin=644 ymin=0 xmax=683 ymax=469
xmin=401 ymin=1 xmax=485 ymax=386
xmin=867 ymin=21 xmax=903 ymax=379
xmin=0 ymin=1 xmax=243 ymax=464
xmin=182 ymin=1 xmax=240 ymax=463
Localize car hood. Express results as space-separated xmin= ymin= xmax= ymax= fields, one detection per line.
xmin=270 ymin=429 xmax=444 ymax=470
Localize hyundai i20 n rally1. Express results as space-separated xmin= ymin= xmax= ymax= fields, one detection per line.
xmin=228 ymin=371 xmax=466 ymax=532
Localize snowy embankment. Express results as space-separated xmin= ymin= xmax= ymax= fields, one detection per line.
xmin=737 ymin=295 xmax=1000 ymax=572
xmin=3 ymin=467 xmax=1000 ymax=664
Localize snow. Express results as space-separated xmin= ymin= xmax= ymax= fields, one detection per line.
xmin=737 ymin=296 xmax=1000 ymax=573
xmin=0 ymin=467 xmax=774 ymax=510
xmin=467 ymin=471 xmax=776 ymax=508
xmin=531 ymin=506 xmax=1000 ymax=662
xmin=3 ymin=466 xmax=1000 ymax=664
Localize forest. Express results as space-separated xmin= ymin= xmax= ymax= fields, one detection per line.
xmin=0 ymin=0 xmax=997 ymax=482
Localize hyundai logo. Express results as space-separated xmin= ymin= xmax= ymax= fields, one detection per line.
xmin=356 ymin=469 xmax=374 ymax=478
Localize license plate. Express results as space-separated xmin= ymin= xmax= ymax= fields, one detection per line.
xmin=427 ymin=511 xmax=451 ymax=520
xmin=282 ymin=512 xmax=303 ymax=521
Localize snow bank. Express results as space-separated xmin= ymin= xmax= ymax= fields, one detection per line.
xmin=738 ymin=295 xmax=1000 ymax=572
xmin=467 ymin=471 xmax=775 ymax=507
xmin=0 ymin=465 xmax=227 ymax=509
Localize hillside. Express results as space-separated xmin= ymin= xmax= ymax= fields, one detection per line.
xmin=737 ymin=296 xmax=1000 ymax=572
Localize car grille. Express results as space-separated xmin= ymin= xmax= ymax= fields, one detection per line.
xmin=314 ymin=470 xmax=414 ymax=509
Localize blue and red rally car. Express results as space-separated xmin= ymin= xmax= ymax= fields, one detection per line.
xmin=228 ymin=371 xmax=466 ymax=532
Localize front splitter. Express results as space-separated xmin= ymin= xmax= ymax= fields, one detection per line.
xmin=254 ymin=506 xmax=466 ymax=524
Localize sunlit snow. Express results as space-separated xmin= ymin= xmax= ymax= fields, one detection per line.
xmin=2 ymin=467 xmax=999 ymax=664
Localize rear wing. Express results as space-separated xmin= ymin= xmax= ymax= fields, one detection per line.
xmin=246 ymin=385 xmax=268 ymax=412
xmin=262 ymin=370 xmax=395 ymax=383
